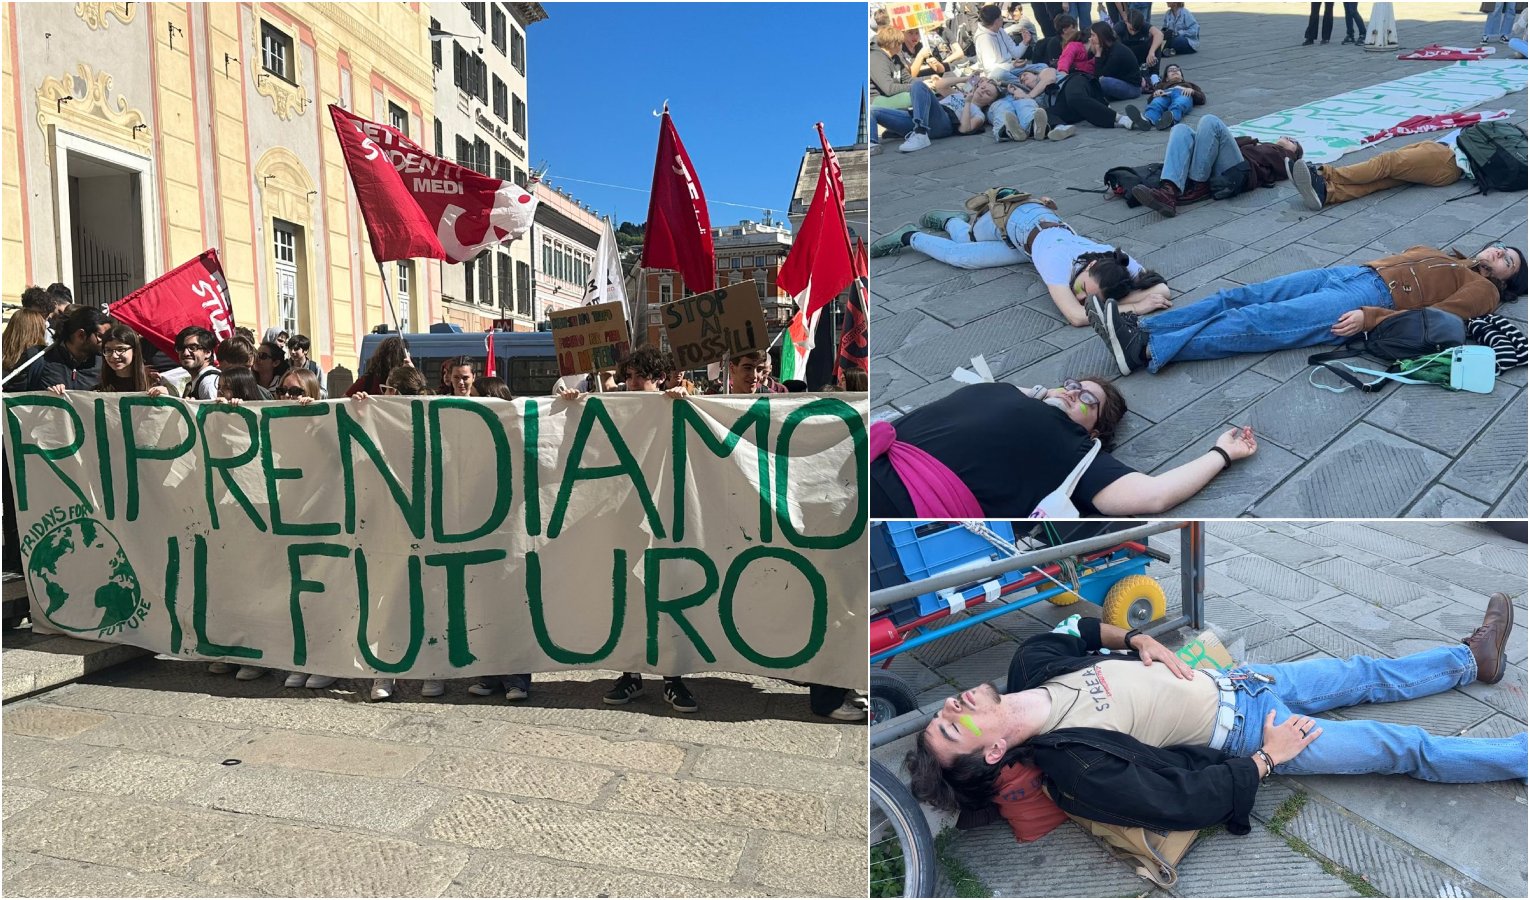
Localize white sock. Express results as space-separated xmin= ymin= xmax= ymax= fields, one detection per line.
xmin=1117 ymin=114 xmax=1132 ymax=129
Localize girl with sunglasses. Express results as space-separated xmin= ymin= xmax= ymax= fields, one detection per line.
xmin=871 ymin=377 xmax=1257 ymax=517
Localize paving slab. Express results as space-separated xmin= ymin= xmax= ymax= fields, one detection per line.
xmin=199 ymin=822 xmax=470 ymax=897
xmin=1284 ymin=798 xmax=1490 ymax=899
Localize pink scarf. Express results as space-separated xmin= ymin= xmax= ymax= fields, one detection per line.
xmin=871 ymin=420 xmax=984 ymax=517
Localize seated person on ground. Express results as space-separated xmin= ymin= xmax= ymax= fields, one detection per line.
xmin=870 ymin=380 xmax=1258 ymax=518
xmin=1086 ymin=242 xmax=1526 ymax=376
xmin=1160 ymin=2 xmax=1200 ymax=54
xmin=907 ymin=604 xmax=1525 ymax=835
xmin=871 ymin=196 xmax=1170 ymax=327
xmin=1123 ymin=63 xmax=1203 ymax=130
xmin=901 ymin=25 xmax=965 ymax=77
xmin=974 ymin=3 xmax=1031 ymax=80
xmin=1025 ymin=13 xmax=1079 ymax=66
xmin=1115 ymin=9 xmax=1164 ymax=91
xmin=1130 ymin=116 xmax=1303 ymax=217
xmin=870 ymin=24 xmax=915 ymax=111
xmin=873 ymin=74 xmax=1004 ymax=152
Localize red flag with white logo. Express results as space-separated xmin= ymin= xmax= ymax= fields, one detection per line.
xmin=329 ymin=104 xmax=537 ymax=264
xmin=484 ymin=333 xmax=496 ymax=378
xmin=107 ymin=249 xmax=236 ymax=358
xmin=778 ymin=124 xmax=854 ymax=320
xmin=641 ymin=108 xmax=715 ymax=295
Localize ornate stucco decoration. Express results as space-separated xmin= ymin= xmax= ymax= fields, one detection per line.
xmin=35 ymin=64 xmax=148 ymax=154
xmin=249 ymin=15 xmax=308 ymax=121
xmin=75 ymin=2 xmax=137 ymax=31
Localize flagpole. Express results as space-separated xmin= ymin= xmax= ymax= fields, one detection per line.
xmin=377 ymin=261 xmax=401 ymax=331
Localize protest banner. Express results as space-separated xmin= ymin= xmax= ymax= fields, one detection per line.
xmin=887 ymin=1 xmax=945 ymax=31
xmin=108 ymin=250 xmax=235 ymax=358
xmin=549 ymin=302 xmax=631 ymax=377
xmin=3 ymin=393 xmax=867 ymax=688
xmin=660 ymin=283 xmax=769 ymax=370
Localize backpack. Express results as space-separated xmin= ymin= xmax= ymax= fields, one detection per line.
xmin=964 ymin=188 xmax=1043 ymax=235
xmin=1103 ymin=164 xmax=1164 ymax=205
xmin=1061 ymin=809 xmax=1202 ymax=889
xmin=1456 ymin=122 xmax=1528 ymax=194
xmin=1307 ymin=308 xmax=1467 ymax=393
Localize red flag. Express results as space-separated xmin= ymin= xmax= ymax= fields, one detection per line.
xmin=778 ymin=124 xmax=855 ymax=319
xmin=837 ymin=285 xmax=868 ymax=377
xmin=854 ymin=236 xmax=869 ymax=280
xmin=641 ymin=108 xmax=714 ymax=295
xmin=329 ymin=104 xmax=537 ymax=264
xmin=484 ymin=333 xmax=496 ymax=378
xmin=108 ymin=249 xmax=235 ymax=358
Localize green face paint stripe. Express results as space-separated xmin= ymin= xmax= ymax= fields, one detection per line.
xmin=960 ymin=715 xmax=982 ymax=737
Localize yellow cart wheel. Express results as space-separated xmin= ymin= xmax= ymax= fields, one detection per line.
xmin=1102 ymin=575 xmax=1167 ymax=630
xmin=1045 ymin=588 xmax=1082 ymax=606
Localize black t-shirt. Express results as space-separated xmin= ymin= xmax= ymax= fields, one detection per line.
xmin=1098 ymin=40 xmax=1142 ymax=83
xmin=870 ymin=382 xmax=1136 ymax=518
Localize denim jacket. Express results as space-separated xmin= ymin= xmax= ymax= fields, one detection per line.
xmin=1006 ymin=618 xmax=1263 ymax=834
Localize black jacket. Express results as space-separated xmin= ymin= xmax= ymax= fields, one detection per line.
xmin=1005 ymin=618 xmax=1262 ymax=835
xmin=28 ymin=343 xmax=100 ymax=392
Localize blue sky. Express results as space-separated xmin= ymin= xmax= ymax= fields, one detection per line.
xmin=528 ymin=2 xmax=867 ymax=230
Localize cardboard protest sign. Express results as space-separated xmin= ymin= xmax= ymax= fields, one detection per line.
xmin=888 ymin=2 xmax=945 ymax=31
xmin=3 ymin=393 xmax=867 ymax=687
xmin=549 ymin=302 xmax=631 ymax=377
xmin=660 ymin=283 xmax=769 ymax=370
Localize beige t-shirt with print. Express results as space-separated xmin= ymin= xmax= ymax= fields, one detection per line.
xmin=1038 ymin=658 xmax=1221 ymax=748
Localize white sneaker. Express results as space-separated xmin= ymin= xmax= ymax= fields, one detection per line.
xmin=1003 ymin=111 xmax=1028 ymax=142
xmin=1031 ymin=108 xmax=1049 ymax=140
xmin=420 ymin=679 xmax=446 ymax=698
xmin=468 ymin=679 xmax=500 ymax=697
xmin=829 ymin=692 xmax=869 ymax=721
xmin=868 ymin=142 xmax=883 ymax=155
xmin=305 ymin=674 xmax=337 ymax=689
xmin=1048 ymin=124 xmax=1077 ymax=141
xmin=234 ymin=666 xmax=265 ymax=681
xmin=1116 ymin=114 xmax=1133 ymax=129
xmin=207 ymin=661 xmax=234 ymax=675
xmin=369 ymin=678 xmax=396 ymax=702
xmin=283 ymin=672 xmax=307 ymax=688
xmin=899 ymin=131 xmax=931 ymax=152
xmin=504 ymin=684 xmax=529 ymax=701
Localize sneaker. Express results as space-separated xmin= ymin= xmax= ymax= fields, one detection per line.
xmin=918 ymin=209 xmax=969 ymax=231
xmin=1124 ymin=104 xmax=1153 ymax=131
xmin=1157 ymin=112 xmax=1175 ymax=131
xmin=467 ymin=677 xmax=502 ymax=697
xmin=1048 ymin=123 xmax=1076 ymax=141
xmin=1341 ymin=35 xmax=1354 ymax=44
xmin=869 ymin=223 xmax=921 ymax=258
xmin=1164 ymin=46 xmax=1177 ymax=56
xmin=1500 ymin=35 xmax=1510 ymax=42
xmin=1131 ymin=181 xmax=1180 ymax=217
xmin=305 ymin=674 xmax=337 ymax=689
xmin=603 ymin=672 xmax=644 ymax=705
xmin=1003 ymin=110 xmax=1028 ymax=141
xmin=868 ymin=142 xmax=883 ymax=156
xmin=1085 ymin=294 xmax=1114 ymax=348
xmin=1286 ymin=158 xmax=1325 ymax=210
xmin=1031 ymin=107 xmax=1049 ymax=140
xmin=1101 ymin=298 xmax=1149 ymax=376
xmin=420 ymin=679 xmax=446 ymax=698
xmin=1320 ymin=38 xmax=1329 ymax=44
xmin=829 ymin=692 xmax=869 ymax=721
xmin=663 ymin=678 xmax=699 ymax=713
xmin=1302 ymin=37 xmax=1315 ymax=45
xmin=1115 ymin=113 xmax=1133 ymax=129
xmin=369 ymin=678 xmax=396 ymax=702
xmin=899 ymin=130 xmax=932 ymax=152
xmin=208 ymin=661 xmax=234 ymax=675
xmin=1463 ymin=593 xmax=1513 ymax=684
xmin=504 ymin=684 xmax=529 ymax=701
xmin=234 ymin=666 xmax=265 ymax=681
xmin=283 ymin=672 xmax=308 ymax=688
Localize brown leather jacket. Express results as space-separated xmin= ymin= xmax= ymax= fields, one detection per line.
xmin=1359 ymin=246 xmax=1501 ymax=330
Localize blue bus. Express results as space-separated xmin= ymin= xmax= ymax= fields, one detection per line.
xmin=357 ymin=330 xmax=560 ymax=397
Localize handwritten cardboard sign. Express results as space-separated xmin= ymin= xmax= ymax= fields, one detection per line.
xmin=549 ymin=301 xmax=630 ymax=376
xmin=888 ymin=2 xmax=945 ymax=31
xmin=660 ymin=283 xmax=768 ymax=370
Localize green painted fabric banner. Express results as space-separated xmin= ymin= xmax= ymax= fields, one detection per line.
xmin=3 ymin=393 xmax=868 ymax=688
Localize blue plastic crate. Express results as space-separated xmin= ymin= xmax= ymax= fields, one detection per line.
xmin=885 ymin=521 xmax=1024 ymax=616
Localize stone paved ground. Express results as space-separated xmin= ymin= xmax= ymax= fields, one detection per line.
xmin=1 ymin=663 xmax=867 ymax=897
xmin=870 ymin=2 xmax=1530 ymax=517
xmin=872 ymin=520 xmax=1528 ymax=898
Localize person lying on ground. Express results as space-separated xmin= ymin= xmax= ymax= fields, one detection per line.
xmin=874 ymin=75 xmax=1005 ymax=152
xmin=870 ymin=380 xmax=1258 ymax=518
xmin=1285 ymin=130 xmax=1491 ymax=211
xmin=990 ymin=72 xmax=1059 ymax=141
xmin=1086 ymin=241 xmax=1526 ymax=376
xmin=907 ymin=602 xmax=1525 ymax=836
xmin=1160 ymin=2 xmax=1199 ymax=54
xmin=1130 ymin=115 xmax=1303 ymax=216
xmin=1122 ymin=63 xmax=1203 ymax=130
xmin=870 ymin=196 xmax=1170 ymax=327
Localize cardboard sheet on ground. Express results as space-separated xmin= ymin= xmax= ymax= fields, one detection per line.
xmin=2 ymin=392 xmax=869 ymax=688
xmin=1235 ymin=60 xmax=1528 ymax=163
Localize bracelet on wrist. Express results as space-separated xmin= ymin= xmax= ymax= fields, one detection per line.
xmin=1209 ymin=446 xmax=1233 ymax=469
xmin=1124 ymin=628 xmax=1145 ymax=650
xmin=1254 ymin=748 xmax=1276 ymax=778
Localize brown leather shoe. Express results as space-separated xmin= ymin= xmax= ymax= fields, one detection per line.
xmin=1463 ymin=592 xmax=1513 ymax=684
xmin=1132 ymin=181 xmax=1179 ymax=217
xmin=1179 ymin=180 xmax=1212 ymax=205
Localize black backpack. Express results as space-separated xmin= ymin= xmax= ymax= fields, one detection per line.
xmin=1457 ymin=122 xmax=1528 ymax=194
xmin=1308 ymin=308 xmax=1466 ymax=392
xmin=1104 ymin=164 xmax=1164 ymax=205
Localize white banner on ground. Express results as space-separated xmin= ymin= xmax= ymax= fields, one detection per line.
xmin=3 ymin=393 xmax=868 ymax=688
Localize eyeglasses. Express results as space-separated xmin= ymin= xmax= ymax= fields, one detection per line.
xmin=1059 ymin=378 xmax=1100 ymax=411
xmin=273 ymin=387 xmax=307 ymax=399
xmin=257 ymin=353 xmax=274 ymax=361
xmin=176 ymin=345 xmax=206 ymax=354
xmin=103 ymin=346 xmax=132 ymax=358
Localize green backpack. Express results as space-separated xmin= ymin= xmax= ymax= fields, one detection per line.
xmin=1312 ymin=345 xmax=1497 ymax=393
xmin=1457 ymin=122 xmax=1528 ymax=194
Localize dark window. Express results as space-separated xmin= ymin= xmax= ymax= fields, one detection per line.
xmin=465 ymin=1 xmax=486 ymax=31
xmin=456 ymin=135 xmax=472 ymax=169
xmin=497 ymin=253 xmax=512 ymax=310
xmin=434 ymin=119 xmax=443 ymax=157
xmin=511 ymin=94 xmax=525 ymax=138
xmin=514 ymin=167 xmax=527 ymax=188
xmin=463 ymin=257 xmax=476 ymax=305
xmin=260 ymin=21 xmax=294 ymax=83
xmin=508 ymin=354 xmax=557 ymax=395
xmin=474 ymin=137 xmax=489 ymax=176
xmin=454 ymin=42 xmax=487 ymax=101
xmin=388 ymin=102 xmax=409 ymax=137
xmin=478 ymin=249 xmax=492 ymax=304
xmin=491 ymin=6 xmax=506 ymax=53
xmin=430 ymin=18 xmax=442 ymax=69
xmin=492 ymin=76 xmax=507 ymax=122
xmin=510 ymin=27 xmax=525 ymax=74
xmin=475 ymin=56 xmax=488 ymax=103
xmin=516 ymin=261 xmax=531 ymax=316
xmin=453 ymin=41 xmax=466 ymax=90
xmin=494 ymin=152 xmax=511 ymax=181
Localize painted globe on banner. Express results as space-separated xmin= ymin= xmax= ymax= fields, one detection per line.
xmin=25 ymin=517 xmax=146 ymax=636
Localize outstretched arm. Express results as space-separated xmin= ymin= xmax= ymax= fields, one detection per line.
xmin=1047 ymin=283 xmax=1090 ymax=327
xmin=1090 ymin=427 xmax=1257 ymax=514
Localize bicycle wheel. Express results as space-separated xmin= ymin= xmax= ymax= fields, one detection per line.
xmin=869 ymin=759 xmax=937 ymax=898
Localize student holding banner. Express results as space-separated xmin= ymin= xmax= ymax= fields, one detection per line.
xmin=28 ymin=305 xmax=107 ymax=392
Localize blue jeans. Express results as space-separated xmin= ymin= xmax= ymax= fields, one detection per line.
xmin=1167 ymin=33 xmax=1197 ymax=53
xmin=1142 ymin=266 xmax=1392 ymax=371
xmin=989 ymin=97 xmax=1040 ymax=139
xmin=1099 ymin=76 xmax=1142 ymax=101
xmin=1220 ymin=646 xmax=1527 ymax=782
xmin=1144 ymin=90 xmax=1194 ymax=124
xmin=1484 ymin=3 xmax=1513 ymax=38
xmin=1160 ymin=114 xmax=1243 ymax=191
xmin=1070 ymin=2 xmax=1093 ymax=29
xmin=1342 ymin=2 xmax=1365 ymax=39
xmin=870 ymin=80 xmax=955 ymax=142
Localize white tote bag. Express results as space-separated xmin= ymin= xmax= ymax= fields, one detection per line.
xmin=1031 ymin=439 xmax=1102 ymax=518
